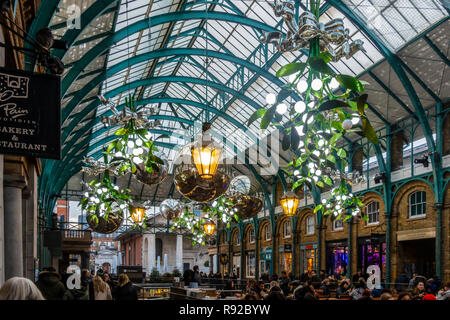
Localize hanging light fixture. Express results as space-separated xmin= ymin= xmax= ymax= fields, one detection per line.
xmin=203 ymin=220 xmax=216 ymax=236
xmin=280 ymin=191 xmax=300 ymax=216
xmin=191 ymin=122 xmax=222 ymax=179
xmin=129 ymin=204 xmax=146 ymax=224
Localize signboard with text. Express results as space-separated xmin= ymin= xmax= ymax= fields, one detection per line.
xmin=0 ymin=67 xmax=60 ymax=159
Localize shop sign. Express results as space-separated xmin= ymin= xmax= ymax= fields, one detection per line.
xmin=284 ymin=244 xmax=292 ymax=252
xmin=260 ymin=247 xmax=272 ymax=260
xmin=0 ymin=68 xmax=60 ymax=159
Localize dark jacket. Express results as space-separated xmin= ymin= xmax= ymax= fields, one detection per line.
xmin=63 ymin=286 xmax=89 ymax=300
xmin=279 ymin=276 xmax=290 ymax=296
xmin=36 ymin=271 xmax=66 ymax=300
xmin=113 ymin=282 xmax=138 ymax=301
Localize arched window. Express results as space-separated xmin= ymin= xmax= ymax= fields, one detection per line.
xmin=234 ymin=232 xmax=240 ymax=245
xmin=264 ymin=224 xmax=271 ymax=241
xmin=333 ymin=219 xmax=343 ymax=231
xmin=306 ymin=216 xmax=315 ymax=235
xmin=409 ymin=191 xmax=426 ymax=218
xmin=366 ymin=201 xmax=380 ymax=225
xmin=249 ymin=229 xmax=255 ymax=243
xmin=283 ymin=220 xmax=291 ymax=238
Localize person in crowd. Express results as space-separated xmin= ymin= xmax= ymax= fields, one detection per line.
xmin=252 ymin=280 xmax=267 ymax=299
xmin=422 ymin=293 xmax=437 ymax=300
xmin=294 ymin=281 xmax=317 ymax=301
xmin=63 ymin=281 xmax=89 ymax=300
xmin=113 ymin=274 xmax=138 ymax=301
xmin=269 ymin=280 xmax=279 ymax=290
xmin=103 ymin=272 xmax=115 ymax=291
xmin=92 ymin=275 xmax=112 ymax=300
xmin=380 ymin=292 xmax=395 ymax=300
xmin=243 ymin=292 xmax=259 ymax=300
xmin=35 ymin=267 xmax=66 ymax=300
xmin=190 ymin=265 xmax=201 ymax=288
xmin=271 ymin=273 xmax=278 ymax=282
xmin=219 ymin=280 xmax=235 ymax=299
xmin=412 ymin=281 xmax=426 ymax=300
xmin=246 ymin=279 xmax=257 ymax=295
xmin=260 ymin=271 xmax=269 ymax=282
xmin=397 ymin=292 xmax=412 ymax=300
xmin=310 ymin=270 xmax=321 ymax=288
xmin=264 ymin=285 xmax=286 ymax=301
xmin=0 ymin=277 xmax=45 ymax=300
xmin=395 ymin=272 xmax=410 ymax=292
xmin=287 ymin=280 xmax=300 ymax=298
xmin=81 ymin=268 xmax=94 ymax=299
xmin=370 ymin=284 xmax=384 ymax=298
xmin=182 ymin=268 xmax=194 ymax=287
xmin=408 ymin=273 xmax=417 ymax=290
xmin=319 ymin=278 xmax=331 ymax=297
xmin=352 ymin=269 xmax=365 ymax=283
xmin=357 ymin=289 xmax=373 ymax=301
xmin=279 ymin=271 xmax=291 ymax=296
xmin=350 ymin=279 xmax=367 ymax=300
xmin=300 ymin=269 xmax=310 ymax=283
xmin=319 ymin=270 xmax=326 ymax=281
xmin=426 ymin=275 xmax=441 ymax=295
xmin=336 ymin=280 xmax=350 ymax=298
xmin=437 ymin=282 xmax=450 ymax=300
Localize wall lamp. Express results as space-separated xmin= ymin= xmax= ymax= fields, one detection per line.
xmin=374 ymin=172 xmax=386 ymax=184
xmin=414 ymin=155 xmax=429 ymax=168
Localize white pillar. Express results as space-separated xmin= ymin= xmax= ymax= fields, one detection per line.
xmin=176 ymin=234 xmax=183 ymax=271
xmin=147 ymin=234 xmax=155 ymax=274
xmin=4 ymin=185 xmax=24 ymax=279
xmin=213 ymin=254 xmax=218 ymax=273
xmin=157 ymin=256 xmax=161 ymax=273
xmin=163 ymin=253 xmax=167 ymax=273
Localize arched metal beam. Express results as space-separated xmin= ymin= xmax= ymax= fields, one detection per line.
xmin=54 ymin=0 xmax=120 ymax=60
xmin=61 ymin=47 xmax=292 ymax=123
xmin=62 ymin=75 xmax=264 ymax=144
xmin=61 ymin=11 xmax=280 ymax=96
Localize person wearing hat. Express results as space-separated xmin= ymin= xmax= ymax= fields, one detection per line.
xmin=422 ymin=293 xmax=437 ymax=300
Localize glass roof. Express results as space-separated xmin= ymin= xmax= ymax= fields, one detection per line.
xmin=46 ymin=0 xmax=448 ymax=177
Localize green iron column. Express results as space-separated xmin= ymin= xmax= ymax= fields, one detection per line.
xmin=270 ymin=177 xmax=277 ymax=276
xmin=239 ymin=223 xmax=244 ymax=280
xmin=291 ymin=215 xmax=298 ymax=277
xmin=436 ymin=101 xmax=444 ymax=280
xmin=253 ymin=217 xmax=260 ymax=280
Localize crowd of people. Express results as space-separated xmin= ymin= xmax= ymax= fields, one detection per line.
xmin=190 ymin=269 xmax=450 ymax=301
xmin=1 ymin=266 xmax=449 ymax=301
xmin=0 ymin=267 xmax=139 ymax=300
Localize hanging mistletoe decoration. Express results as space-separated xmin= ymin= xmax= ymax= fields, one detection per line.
xmin=249 ymin=0 xmax=378 ymax=221
xmin=80 ymin=170 xmax=131 ymax=224
xmin=104 ymin=95 xmax=169 ymax=179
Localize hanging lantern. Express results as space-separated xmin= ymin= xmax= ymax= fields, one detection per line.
xmin=191 ymin=122 xmax=222 ymax=179
xmin=280 ymin=191 xmax=300 ymax=216
xmin=203 ymin=220 xmax=216 ymax=236
xmin=130 ymin=204 xmax=146 ymax=224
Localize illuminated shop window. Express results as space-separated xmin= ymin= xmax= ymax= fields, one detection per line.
xmin=306 ymin=216 xmax=315 ymax=235
xmin=283 ymin=220 xmax=291 ymax=238
xmin=409 ymin=191 xmax=426 ymax=218
xmin=366 ymin=201 xmax=380 ymax=225
xmin=333 ymin=219 xmax=343 ymax=231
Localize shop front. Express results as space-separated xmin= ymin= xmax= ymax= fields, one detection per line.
xmin=357 ymin=235 xmax=386 ymax=279
xmin=326 ymin=240 xmax=348 ymax=277
xmin=260 ymin=247 xmax=272 ymax=276
xmin=279 ymin=244 xmax=292 ymax=274
xmin=300 ymin=243 xmax=318 ymax=273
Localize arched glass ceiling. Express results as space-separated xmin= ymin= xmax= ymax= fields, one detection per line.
xmin=37 ymin=0 xmax=449 ymax=207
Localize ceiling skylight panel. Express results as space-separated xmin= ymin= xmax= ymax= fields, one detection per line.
xmin=246 ymin=1 xmax=279 ymax=26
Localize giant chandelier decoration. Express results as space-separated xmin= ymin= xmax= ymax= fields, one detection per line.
xmin=250 ymin=0 xmax=379 ymax=221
